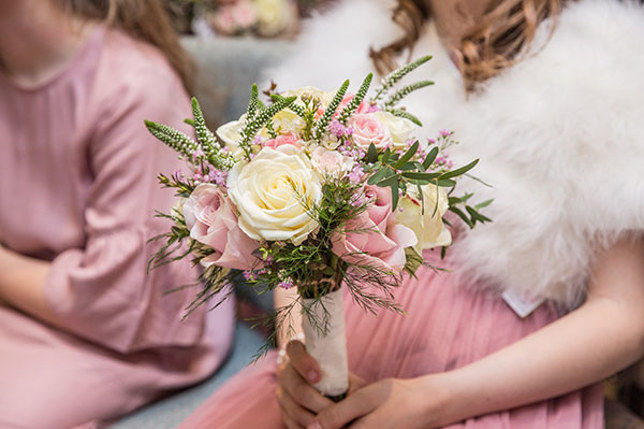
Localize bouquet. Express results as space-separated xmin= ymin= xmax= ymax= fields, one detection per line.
xmin=145 ymin=56 xmax=490 ymax=398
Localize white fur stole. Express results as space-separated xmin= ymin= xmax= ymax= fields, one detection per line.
xmin=264 ymin=0 xmax=644 ymax=309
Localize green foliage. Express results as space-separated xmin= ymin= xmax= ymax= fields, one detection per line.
xmin=239 ymin=92 xmax=296 ymax=159
xmin=372 ymin=55 xmax=432 ymax=103
xmin=314 ymin=79 xmax=350 ymax=140
xmin=338 ymin=73 xmax=373 ymax=124
xmin=144 ymin=120 xmax=199 ymax=158
xmin=384 ymin=80 xmax=434 ymax=109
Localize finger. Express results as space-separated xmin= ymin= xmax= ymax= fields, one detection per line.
xmin=278 ymin=363 xmax=334 ymax=413
xmin=276 ymin=386 xmax=316 ymax=427
xmin=308 ymin=390 xmax=379 ymax=429
xmin=348 ymin=373 xmax=367 ymax=394
xmin=286 ymin=340 xmax=321 ymax=383
xmin=281 ymin=409 xmax=304 ymax=429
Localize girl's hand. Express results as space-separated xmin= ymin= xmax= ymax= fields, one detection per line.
xmin=276 ymin=340 xmax=366 ymax=429
xmin=307 ymin=376 xmax=449 ymax=429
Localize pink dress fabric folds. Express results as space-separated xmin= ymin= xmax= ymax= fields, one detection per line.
xmin=0 ymin=27 xmax=234 ymax=428
xmin=181 ymin=252 xmax=604 ymax=428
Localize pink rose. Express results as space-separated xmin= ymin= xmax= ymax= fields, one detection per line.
xmin=331 ymin=185 xmax=417 ymax=272
xmin=263 ymin=132 xmax=303 ymax=150
xmin=183 ymin=183 xmax=258 ymax=270
xmin=349 ymin=113 xmax=393 ymax=150
xmin=310 ymin=146 xmax=354 ymax=176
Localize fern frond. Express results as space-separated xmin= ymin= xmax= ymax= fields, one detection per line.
xmin=386 ymin=108 xmax=423 ymax=127
xmin=372 ymin=55 xmax=432 ymax=102
xmin=314 ymin=79 xmax=349 ymax=139
xmin=384 ymin=80 xmax=434 ymax=108
xmin=145 ymin=120 xmax=199 ymax=158
xmin=239 ymin=96 xmax=296 ymax=158
xmin=338 ymin=73 xmax=373 ymax=124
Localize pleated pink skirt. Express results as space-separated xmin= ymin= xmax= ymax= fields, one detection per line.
xmin=180 ymin=252 xmax=604 ymax=428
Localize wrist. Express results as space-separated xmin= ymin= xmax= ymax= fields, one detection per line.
xmin=415 ymin=372 xmax=462 ymax=428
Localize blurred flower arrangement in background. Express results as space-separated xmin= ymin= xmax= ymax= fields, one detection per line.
xmin=166 ymin=0 xmax=336 ymax=38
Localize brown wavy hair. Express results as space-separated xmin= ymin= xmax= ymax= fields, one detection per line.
xmin=60 ymin=0 xmax=195 ymax=93
xmin=371 ymin=0 xmax=567 ymax=91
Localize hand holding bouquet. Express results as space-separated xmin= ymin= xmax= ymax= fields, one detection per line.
xmin=145 ymin=56 xmax=490 ymax=398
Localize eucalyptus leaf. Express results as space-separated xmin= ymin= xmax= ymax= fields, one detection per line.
xmin=422 ymin=146 xmax=439 ymax=170
xmin=438 ymin=159 xmax=479 ymax=180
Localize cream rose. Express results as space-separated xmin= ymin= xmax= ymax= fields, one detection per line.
xmin=227 ymin=145 xmax=322 ymax=245
xmin=272 ymin=109 xmax=306 ymax=134
xmin=216 ymin=116 xmax=246 ymax=160
xmin=282 ymin=86 xmax=334 ymax=108
xmin=373 ymin=111 xmax=417 ymax=150
xmin=396 ymin=184 xmax=452 ymax=254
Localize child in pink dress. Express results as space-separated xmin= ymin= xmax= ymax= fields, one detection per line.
xmin=180 ymin=0 xmax=644 ymax=428
xmin=0 ymin=1 xmax=234 ymax=427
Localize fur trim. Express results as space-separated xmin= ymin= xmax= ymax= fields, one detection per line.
xmin=265 ymin=0 xmax=644 ymax=308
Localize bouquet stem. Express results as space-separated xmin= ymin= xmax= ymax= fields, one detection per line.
xmin=300 ymin=288 xmax=349 ymax=399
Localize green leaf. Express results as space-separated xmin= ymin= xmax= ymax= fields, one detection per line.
xmin=438 ymin=159 xmax=479 ymax=180
xmin=381 ymin=148 xmax=392 ymax=164
xmin=391 ymin=180 xmax=400 ymax=211
xmin=394 ymin=141 xmax=419 ymax=169
xmin=376 ymin=175 xmax=398 ymax=188
xmin=466 ymin=205 xmax=492 ymax=223
xmin=367 ymin=167 xmax=390 ymax=185
xmin=422 ymin=146 xmax=439 ymax=170
xmin=437 ymin=179 xmax=457 ymax=187
xmin=367 ymin=143 xmax=378 ymax=164
xmin=474 ymin=199 xmax=494 ymax=210
xmin=449 ymin=206 xmax=474 ymax=228
xmin=401 ymin=171 xmax=442 ymax=180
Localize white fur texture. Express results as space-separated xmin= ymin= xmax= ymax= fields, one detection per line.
xmin=266 ymin=0 xmax=644 ymax=308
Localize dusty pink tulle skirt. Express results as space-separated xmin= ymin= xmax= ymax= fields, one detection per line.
xmin=180 ymin=252 xmax=604 ymax=428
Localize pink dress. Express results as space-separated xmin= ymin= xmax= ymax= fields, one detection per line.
xmin=0 ymin=27 xmax=234 ymax=428
xmin=180 ymin=251 xmax=604 ymax=428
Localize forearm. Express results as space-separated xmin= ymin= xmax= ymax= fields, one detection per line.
xmin=0 ymin=245 xmax=54 ymax=322
xmin=426 ymin=236 xmax=644 ymax=426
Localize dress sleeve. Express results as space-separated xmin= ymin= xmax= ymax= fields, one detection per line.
xmin=44 ymin=57 xmax=218 ymax=353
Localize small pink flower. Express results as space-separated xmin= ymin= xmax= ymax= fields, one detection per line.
xmin=349 ymin=113 xmax=393 ymax=150
xmin=183 ymin=183 xmax=259 ymax=270
xmin=310 ymin=146 xmax=354 ymax=176
xmin=263 ymin=132 xmax=303 ymax=150
xmin=331 ymin=185 xmax=417 ymax=272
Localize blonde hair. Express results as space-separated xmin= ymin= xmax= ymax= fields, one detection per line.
xmin=60 ymin=0 xmax=195 ymax=93
xmin=371 ymin=0 xmax=567 ymax=91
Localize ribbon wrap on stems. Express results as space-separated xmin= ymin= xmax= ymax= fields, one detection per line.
xmin=300 ymin=289 xmax=349 ymax=399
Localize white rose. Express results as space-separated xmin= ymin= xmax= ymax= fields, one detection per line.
xmin=309 ymin=146 xmax=354 ymax=177
xmin=227 ymin=145 xmax=322 ymax=245
xmin=282 ymin=86 xmax=334 ymax=108
xmin=216 ymin=116 xmax=246 ymax=160
xmin=272 ymin=109 xmax=306 ymax=134
xmin=373 ymin=111 xmax=417 ymax=150
xmin=255 ymin=0 xmax=296 ymax=37
xmin=396 ymin=184 xmax=452 ymax=254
